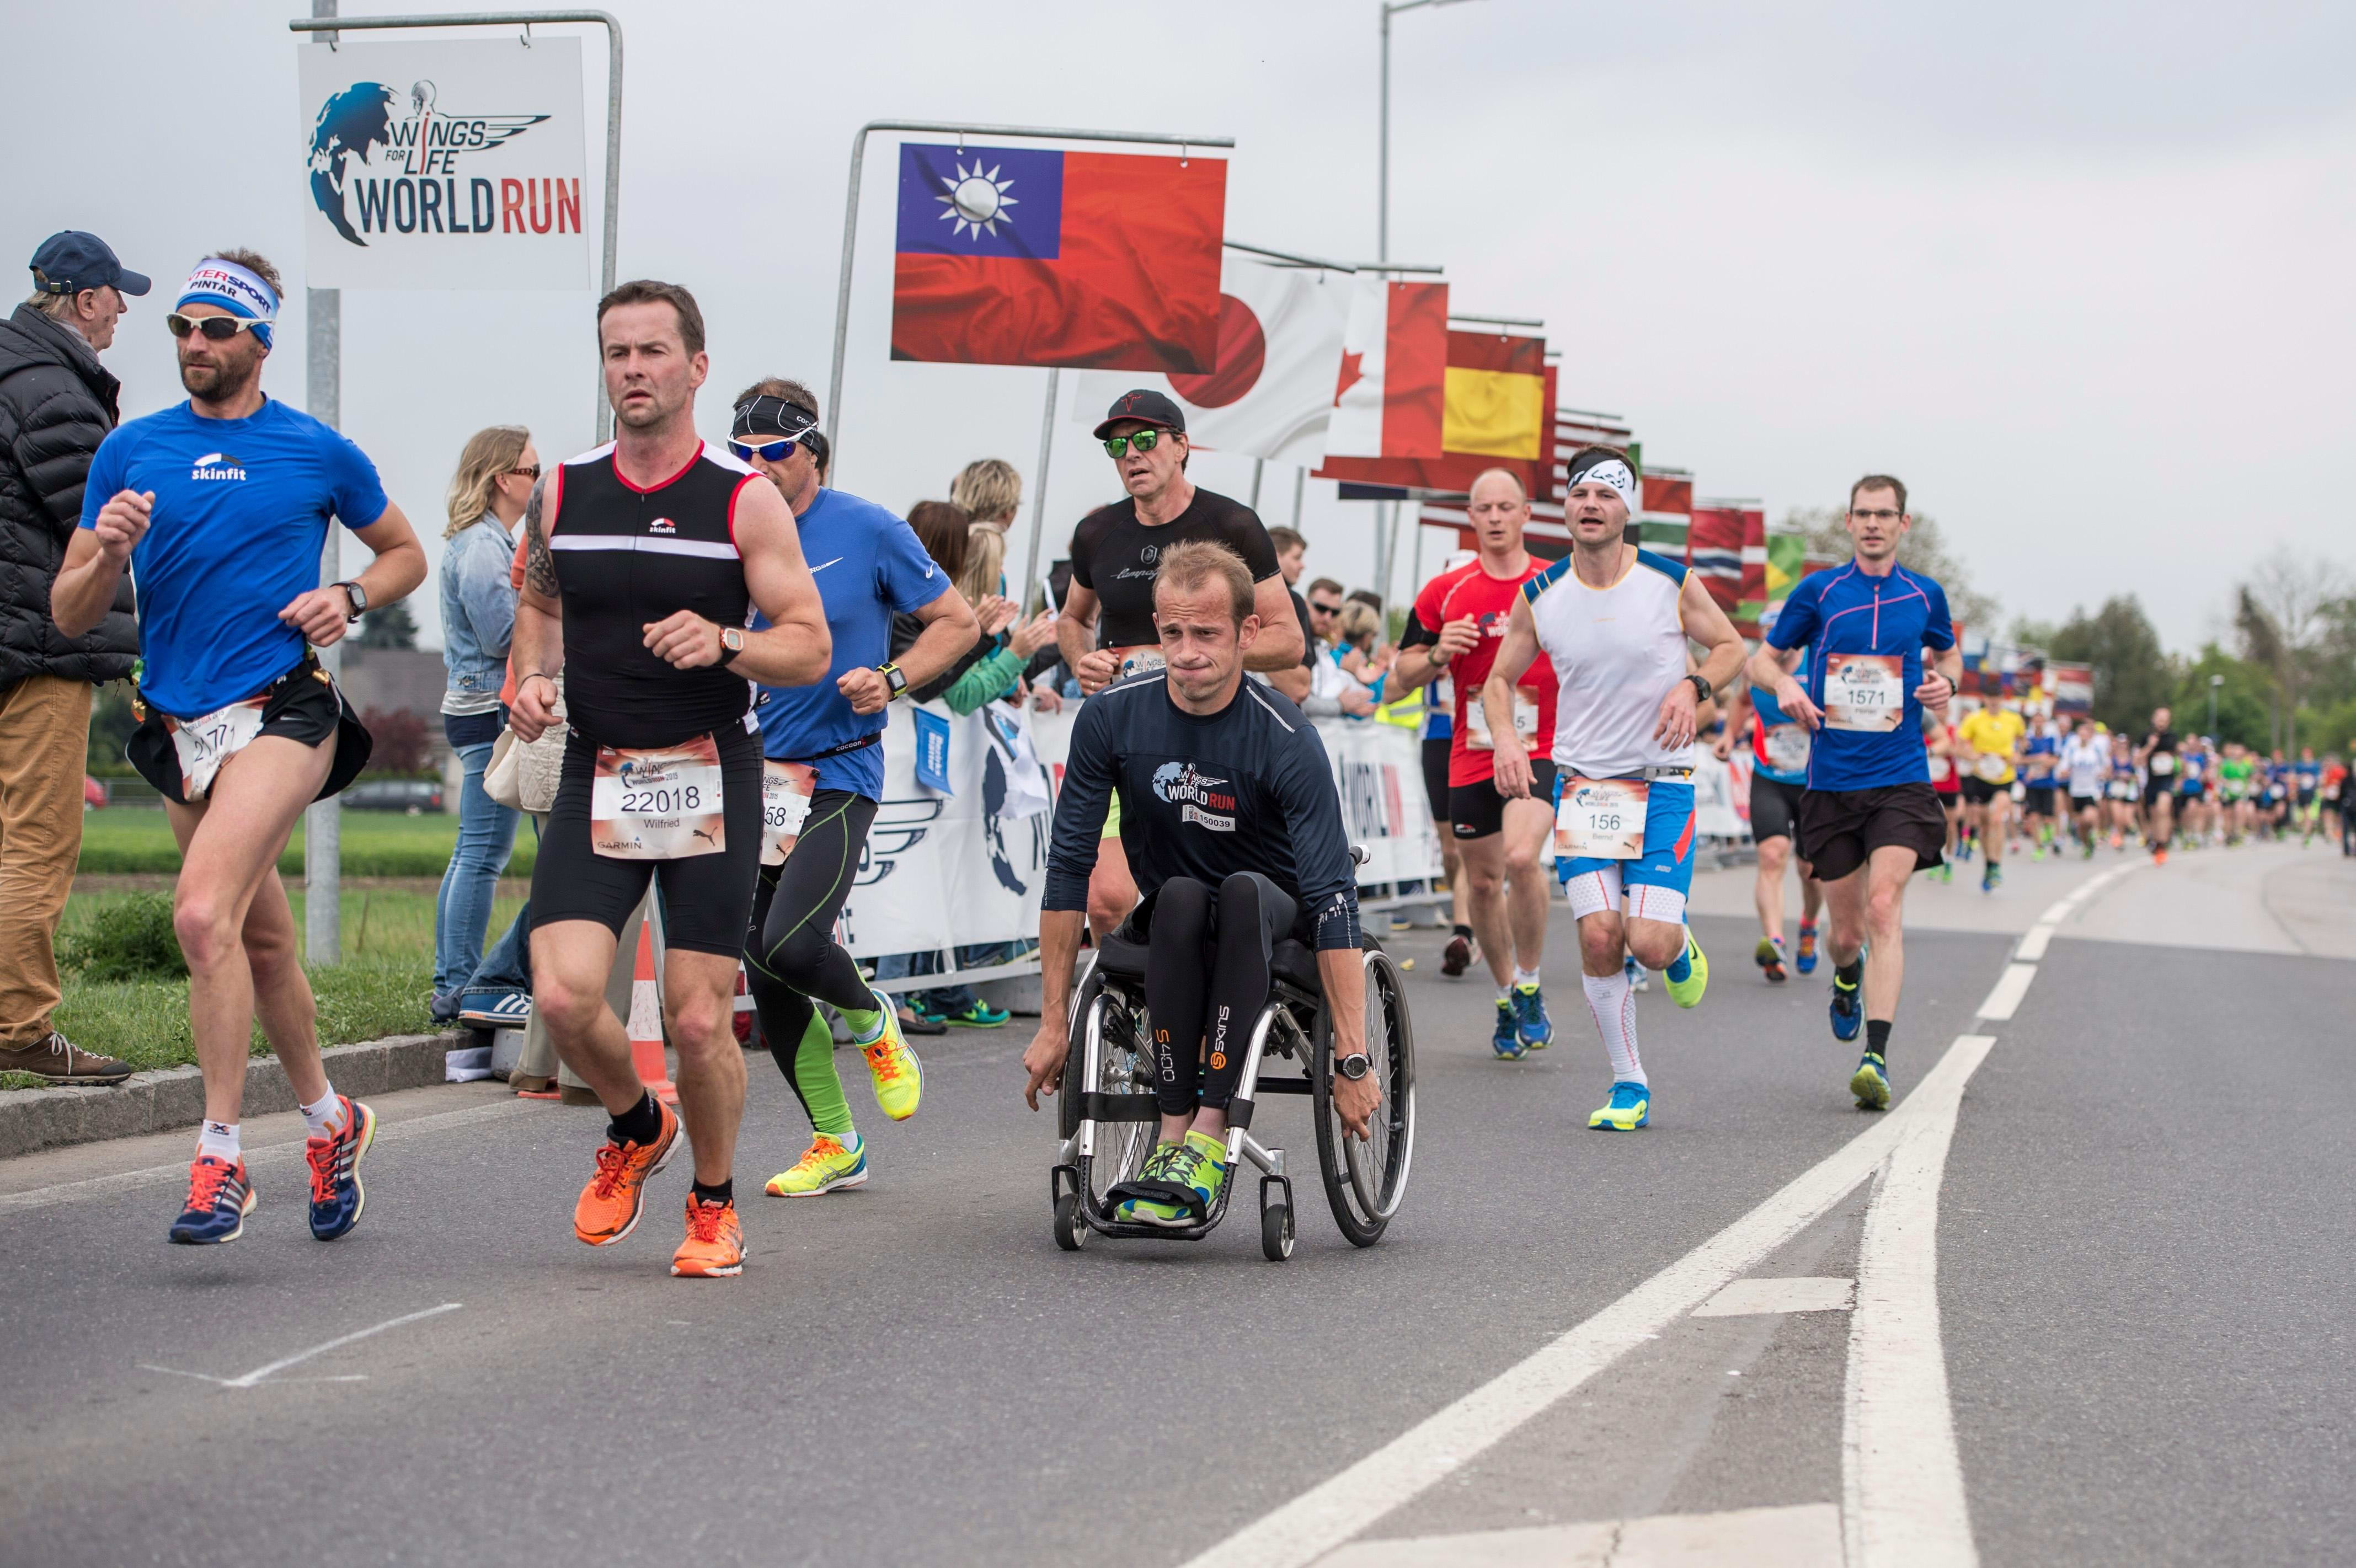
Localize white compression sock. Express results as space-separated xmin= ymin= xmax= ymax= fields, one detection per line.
xmin=196 ymin=1120 xmax=241 ymax=1162
xmin=300 ymin=1088 xmax=345 ymax=1139
xmin=1513 ymin=966 xmax=1541 ymax=988
xmin=1581 ymin=971 xmax=1646 ymax=1086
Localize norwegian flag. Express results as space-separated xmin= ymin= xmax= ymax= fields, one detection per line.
xmin=1687 ymin=504 xmax=1766 ymax=634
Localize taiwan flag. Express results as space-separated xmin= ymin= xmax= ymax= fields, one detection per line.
xmin=890 ymin=143 xmax=1226 ymax=373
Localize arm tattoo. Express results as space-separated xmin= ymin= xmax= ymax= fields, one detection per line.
xmin=522 ymin=475 xmax=559 ymax=598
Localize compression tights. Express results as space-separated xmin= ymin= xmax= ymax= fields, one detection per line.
xmin=745 ymin=789 xmax=882 ymax=1138
xmin=1141 ymin=873 xmax=1298 ymax=1121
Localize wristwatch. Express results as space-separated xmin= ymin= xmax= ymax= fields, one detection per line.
xmin=335 ymin=580 xmax=367 ymax=620
xmin=1686 ymin=673 xmax=1712 ymax=707
xmin=1335 ymin=1052 xmax=1372 ymax=1082
xmin=717 ymin=626 xmax=746 ymax=667
xmin=877 ymin=662 xmax=909 ymax=700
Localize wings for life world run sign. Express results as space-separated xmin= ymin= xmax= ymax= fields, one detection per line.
xmin=297 ymin=37 xmax=590 ymax=290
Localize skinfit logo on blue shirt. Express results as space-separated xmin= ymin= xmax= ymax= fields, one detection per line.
xmin=190 ymin=452 xmax=247 ymax=481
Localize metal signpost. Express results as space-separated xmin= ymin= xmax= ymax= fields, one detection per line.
xmin=288 ymin=3 xmax=623 ymax=964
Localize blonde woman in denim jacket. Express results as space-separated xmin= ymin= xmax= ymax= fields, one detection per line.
xmin=430 ymin=425 xmax=536 ymax=1021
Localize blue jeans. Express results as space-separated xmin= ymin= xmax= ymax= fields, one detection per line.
xmin=434 ymin=739 xmax=521 ymax=999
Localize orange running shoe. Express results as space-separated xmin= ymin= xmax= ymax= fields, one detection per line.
xmin=671 ymin=1193 xmax=745 ymax=1277
xmin=572 ymin=1100 xmax=679 ymax=1247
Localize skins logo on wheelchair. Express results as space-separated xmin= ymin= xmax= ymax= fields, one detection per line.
xmin=1046 ymin=916 xmax=1417 ymax=1261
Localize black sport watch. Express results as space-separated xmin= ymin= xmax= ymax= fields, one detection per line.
xmin=717 ymin=626 xmax=746 ymax=667
xmin=1335 ymin=1052 xmax=1371 ymax=1082
xmin=1686 ymin=673 xmax=1712 ymax=707
xmin=877 ymin=662 xmax=909 ymax=700
xmin=336 ymin=580 xmax=367 ymax=620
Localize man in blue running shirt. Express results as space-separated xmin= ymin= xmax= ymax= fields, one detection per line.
xmin=1714 ymin=616 xmax=1823 ymax=984
xmin=53 ymin=250 xmax=428 ymax=1245
xmin=1746 ymin=474 xmax=1960 ymax=1111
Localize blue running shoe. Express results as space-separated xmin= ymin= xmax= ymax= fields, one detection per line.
xmin=1795 ymin=922 xmax=1818 ymax=975
xmin=1490 ymin=998 xmax=1527 ymax=1060
xmin=169 ymin=1156 xmax=255 ymax=1245
xmin=1588 ymin=1080 xmax=1650 ymax=1130
xmin=1513 ymin=982 xmax=1553 ymax=1050
xmin=1623 ymin=954 xmax=1650 ymax=993
xmin=306 ymin=1096 xmax=375 ymax=1241
xmin=1829 ymin=975 xmax=1863 ymax=1042
xmin=1850 ymin=1052 xmax=1890 ymax=1110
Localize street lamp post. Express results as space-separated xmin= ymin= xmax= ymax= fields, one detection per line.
xmin=1375 ymin=0 xmax=1478 ymax=604
xmin=2210 ymin=672 xmax=2224 ymax=736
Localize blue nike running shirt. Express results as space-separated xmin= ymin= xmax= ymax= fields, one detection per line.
xmin=1766 ymin=561 xmax=1955 ymax=793
xmin=751 ymin=487 xmax=949 ymax=799
xmin=79 ymin=398 xmax=390 ymax=718
xmin=1748 ymin=651 xmax=1812 ymax=787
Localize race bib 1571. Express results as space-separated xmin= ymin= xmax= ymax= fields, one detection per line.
xmin=1823 ymin=654 xmax=1904 ymax=732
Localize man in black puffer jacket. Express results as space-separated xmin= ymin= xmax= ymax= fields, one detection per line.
xmin=0 ymin=232 xmax=146 ymax=1083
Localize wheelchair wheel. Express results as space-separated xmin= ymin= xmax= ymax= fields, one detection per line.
xmin=1312 ymin=945 xmax=1417 ymax=1246
xmin=1072 ymin=988 xmax=1161 ymax=1207
xmin=1052 ymin=1190 xmax=1087 ymax=1251
xmin=1056 ymin=959 xmax=1104 ymax=1145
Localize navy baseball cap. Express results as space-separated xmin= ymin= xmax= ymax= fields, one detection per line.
xmin=29 ymin=232 xmax=151 ymax=298
xmin=1093 ymin=388 xmax=1186 ymax=441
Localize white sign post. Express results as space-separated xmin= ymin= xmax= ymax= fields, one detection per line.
xmin=297 ymin=35 xmax=591 ymax=290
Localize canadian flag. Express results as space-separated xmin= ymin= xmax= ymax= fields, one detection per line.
xmin=1321 ymin=275 xmax=1448 ymax=459
xmin=1075 ymin=257 xmax=1353 ymax=467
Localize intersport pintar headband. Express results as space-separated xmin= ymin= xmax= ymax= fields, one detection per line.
xmin=176 ymin=259 xmax=279 ymax=348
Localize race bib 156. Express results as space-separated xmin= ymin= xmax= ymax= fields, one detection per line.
xmin=1555 ymin=777 xmax=1648 ymax=859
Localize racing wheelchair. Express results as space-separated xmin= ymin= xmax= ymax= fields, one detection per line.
xmin=1047 ymin=909 xmax=1417 ymax=1261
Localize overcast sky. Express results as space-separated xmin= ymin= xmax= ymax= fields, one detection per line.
xmin=9 ymin=1 xmax=2350 ymax=655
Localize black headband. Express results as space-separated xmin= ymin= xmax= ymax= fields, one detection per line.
xmin=732 ymin=394 xmax=820 ymax=441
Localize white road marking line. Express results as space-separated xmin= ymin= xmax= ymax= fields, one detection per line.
xmin=2037 ymin=860 xmax=2136 ymax=929
xmin=1316 ymin=1502 xmax=1841 ymax=1567
xmin=0 ymin=1098 xmax=535 ymax=1214
xmin=1842 ymin=1037 xmax=1995 ymax=1568
xmin=2037 ymin=899 xmax=2080 ymax=925
xmin=140 ymin=1302 xmax=462 ymax=1389
xmin=1176 ymin=1036 xmax=1995 ymax=1568
xmin=2013 ymin=924 xmax=2056 ymax=962
xmin=1974 ymin=963 xmax=2038 ymax=1021
xmin=1692 ymin=1276 xmax=1855 ymax=1317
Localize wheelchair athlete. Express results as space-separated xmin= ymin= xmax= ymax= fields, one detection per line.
xmin=1023 ymin=539 xmax=1379 ymax=1225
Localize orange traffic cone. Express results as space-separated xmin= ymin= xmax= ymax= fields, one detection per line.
xmin=625 ymin=919 xmax=678 ymax=1106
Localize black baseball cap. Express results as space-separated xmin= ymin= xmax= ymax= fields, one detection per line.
xmin=1092 ymin=388 xmax=1186 ymax=442
xmin=29 ymin=232 xmax=151 ymax=298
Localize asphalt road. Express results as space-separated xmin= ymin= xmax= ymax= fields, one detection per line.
xmin=2 ymin=840 xmax=2349 ymax=1567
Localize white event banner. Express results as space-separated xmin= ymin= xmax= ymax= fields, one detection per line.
xmin=834 ymin=700 xmax=1446 ymax=960
xmin=297 ymin=37 xmax=590 ymax=290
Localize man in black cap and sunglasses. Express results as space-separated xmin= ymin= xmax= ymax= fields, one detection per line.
xmin=0 ymin=232 xmax=150 ymax=1087
xmin=1055 ymin=390 xmax=1305 ymax=937
xmin=726 ymin=376 xmax=976 ymax=1202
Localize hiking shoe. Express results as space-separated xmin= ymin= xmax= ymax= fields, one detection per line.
xmin=0 ymin=1030 xmax=132 ymax=1085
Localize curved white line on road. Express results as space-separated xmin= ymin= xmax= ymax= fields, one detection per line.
xmin=1176 ymin=1036 xmax=1996 ymax=1568
xmin=140 ymin=1302 xmax=463 ymax=1389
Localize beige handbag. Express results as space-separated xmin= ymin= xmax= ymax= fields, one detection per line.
xmin=483 ymin=679 xmax=567 ymax=814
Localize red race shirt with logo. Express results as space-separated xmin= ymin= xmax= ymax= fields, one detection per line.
xmin=1409 ymin=557 xmax=1559 ymax=787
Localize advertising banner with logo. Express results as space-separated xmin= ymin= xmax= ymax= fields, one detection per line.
xmin=832 ymin=699 xmax=1446 ymax=960
xmin=297 ymin=38 xmax=590 ymax=290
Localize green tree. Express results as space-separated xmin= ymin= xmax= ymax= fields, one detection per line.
xmin=86 ymin=681 xmax=140 ymax=776
xmin=1787 ymin=506 xmax=1999 ymax=632
xmin=355 ymin=600 xmax=419 ymax=649
xmin=2173 ymin=645 xmax=2273 ymax=748
xmin=2045 ymin=596 xmax=2175 ymax=732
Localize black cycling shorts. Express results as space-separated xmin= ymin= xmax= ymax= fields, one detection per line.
xmin=127 ymin=654 xmax=373 ymax=806
xmin=530 ymin=720 xmax=763 ymax=957
xmin=1749 ymin=772 xmax=1805 ymax=843
xmin=1121 ymin=871 xmax=1299 ymax=1118
xmin=1451 ymin=759 xmax=1555 ymax=840
xmin=1421 ymin=735 xmax=1451 ymax=822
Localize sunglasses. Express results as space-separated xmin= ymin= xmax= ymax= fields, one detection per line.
xmin=165 ymin=312 xmax=267 ymax=341
xmin=506 ymin=464 xmax=541 ymax=480
xmin=1309 ymin=600 xmax=1342 ymax=616
xmin=729 ymin=437 xmax=802 ymax=464
xmin=1102 ymin=428 xmax=1173 ymax=458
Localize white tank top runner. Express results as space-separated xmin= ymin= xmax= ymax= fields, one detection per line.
xmin=1525 ymin=547 xmax=1695 ymax=778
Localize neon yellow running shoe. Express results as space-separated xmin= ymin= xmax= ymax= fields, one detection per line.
xmin=1115 ymin=1130 xmax=1228 ymax=1228
xmin=859 ymin=991 xmax=923 ymax=1121
xmin=763 ymin=1133 xmax=868 ymax=1197
xmin=1664 ymin=932 xmax=1708 ymax=1009
xmin=1850 ymin=1052 xmax=1890 ymax=1111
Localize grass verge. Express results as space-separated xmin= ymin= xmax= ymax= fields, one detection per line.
xmin=74 ymin=809 xmax=536 ymax=879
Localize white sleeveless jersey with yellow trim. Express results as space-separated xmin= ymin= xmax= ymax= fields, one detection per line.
xmin=1522 ymin=546 xmax=1695 ymax=778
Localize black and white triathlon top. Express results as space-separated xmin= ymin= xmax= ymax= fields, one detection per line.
xmin=546 ymin=440 xmax=760 ymax=750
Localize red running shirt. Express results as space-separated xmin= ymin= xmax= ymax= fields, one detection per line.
xmin=1407 ymin=557 xmax=1559 ymax=788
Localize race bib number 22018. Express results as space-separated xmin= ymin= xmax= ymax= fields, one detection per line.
xmin=590 ymin=734 xmax=725 ymax=860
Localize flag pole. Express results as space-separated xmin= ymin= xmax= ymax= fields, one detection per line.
xmin=1291 ymin=466 xmax=1306 ymax=529
xmin=1249 ymin=458 xmax=1263 ymax=511
xmin=1021 ymin=368 xmax=1059 ymax=617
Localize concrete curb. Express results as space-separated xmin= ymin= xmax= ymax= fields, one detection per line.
xmin=0 ymin=1032 xmax=464 ymax=1162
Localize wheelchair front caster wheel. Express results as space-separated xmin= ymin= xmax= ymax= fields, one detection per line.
xmin=1053 ymin=1190 xmax=1087 ymax=1251
xmin=1261 ymin=1202 xmax=1294 ymax=1261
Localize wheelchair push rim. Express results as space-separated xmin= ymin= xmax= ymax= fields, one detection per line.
xmin=1312 ymin=945 xmax=1416 ymax=1244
